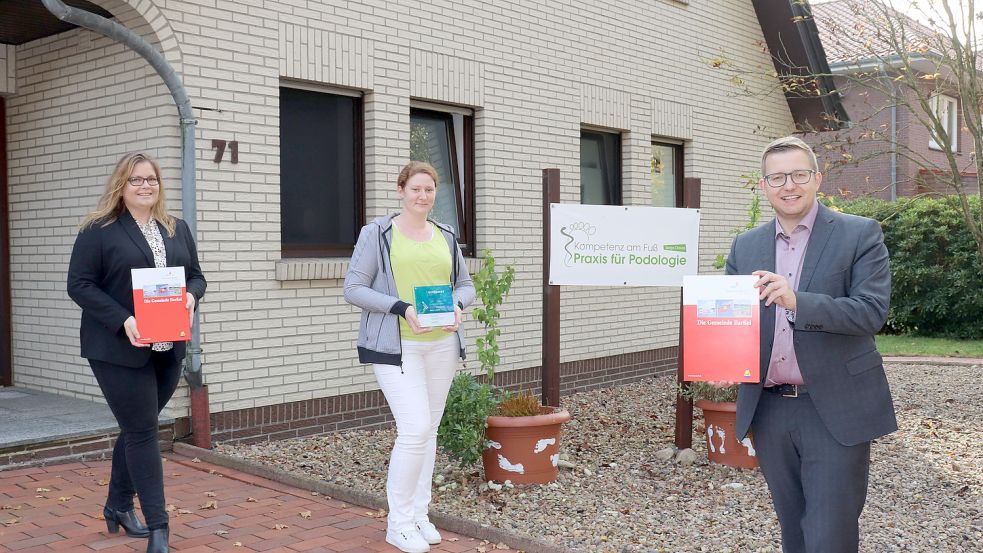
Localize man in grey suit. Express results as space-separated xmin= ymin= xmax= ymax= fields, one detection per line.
xmin=725 ymin=136 xmax=897 ymax=553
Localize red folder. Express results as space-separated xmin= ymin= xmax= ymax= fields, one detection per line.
xmin=682 ymin=275 xmax=760 ymax=382
xmin=131 ymin=267 xmax=190 ymax=343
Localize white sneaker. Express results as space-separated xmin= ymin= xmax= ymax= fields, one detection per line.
xmin=386 ymin=526 xmax=430 ymax=553
xmin=415 ymin=519 xmax=442 ymax=545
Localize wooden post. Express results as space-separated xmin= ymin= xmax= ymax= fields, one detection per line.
xmin=674 ymin=177 xmax=701 ymax=449
xmin=542 ymin=169 xmax=561 ymax=407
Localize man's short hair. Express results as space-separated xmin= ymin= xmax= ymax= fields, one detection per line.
xmin=761 ymin=136 xmax=819 ymax=176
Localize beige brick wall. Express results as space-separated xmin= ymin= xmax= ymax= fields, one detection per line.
xmin=6 ymin=0 xmax=793 ymax=417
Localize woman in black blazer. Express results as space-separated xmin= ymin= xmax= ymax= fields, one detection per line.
xmin=67 ymin=152 xmax=206 ymax=553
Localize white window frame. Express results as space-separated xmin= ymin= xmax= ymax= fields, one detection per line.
xmin=929 ymin=94 xmax=958 ymax=152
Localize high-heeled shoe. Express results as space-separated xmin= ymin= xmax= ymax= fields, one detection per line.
xmin=103 ymin=506 xmax=150 ymax=538
xmin=147 ymin=527 xmax=169 ymax=553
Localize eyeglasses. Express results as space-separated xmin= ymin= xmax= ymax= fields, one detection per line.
xmin=127 ymin=176 xmax=160 ymax=187
xmin=763 ymin=170 xmax=815 ymax=188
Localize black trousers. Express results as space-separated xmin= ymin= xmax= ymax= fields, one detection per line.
xmin=89 ymin=350 xmax=182 ymax=530
xmin=751 ymin=391 xmax=871 ymax=553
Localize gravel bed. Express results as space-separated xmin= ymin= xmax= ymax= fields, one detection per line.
xmin=219 ymin=363 xmax=982 ymax=552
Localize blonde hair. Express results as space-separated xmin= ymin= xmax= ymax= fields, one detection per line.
xmin=397 ymin=161 xmax=439 ymax=189
xmin=80 ymin=152 xmax=176 ymax=236
xmin=761 ymin=136 xmax=819 ymax=176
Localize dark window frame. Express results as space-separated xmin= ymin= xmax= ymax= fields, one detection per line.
xmin=279 ymin=86 xmax=365 ymax=258
xmin=409 ymin=107 xmax=476 ymax=256
xmin=651 ymin=140 xmax=685 ymax=208
xmin=580 ymin=129 xmax=623 ymax=206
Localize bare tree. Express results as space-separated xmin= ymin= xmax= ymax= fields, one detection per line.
xmin=720 ymin=0 xmax=983 ymax=270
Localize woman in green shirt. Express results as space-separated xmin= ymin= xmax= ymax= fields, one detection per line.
xmin=344 ymin=161 xmax=475 ymax=553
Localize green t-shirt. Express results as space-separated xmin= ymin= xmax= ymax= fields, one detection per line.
xmin=391 ymin=222 xmax=453 ymax=342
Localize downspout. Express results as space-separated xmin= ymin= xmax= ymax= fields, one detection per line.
xmin=879 ymin=62 xmax=899 ymax=201
xmin=42 ymin=1 xmax=211 ymax=447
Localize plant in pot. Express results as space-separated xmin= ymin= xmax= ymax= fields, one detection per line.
xmin=437 ymin=249 xmax=571 ymax=485
xmin=677 ymin=381 xmax=757 ymax=469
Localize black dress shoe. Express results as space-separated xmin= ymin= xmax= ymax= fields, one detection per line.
xmin=103 ymin=506 xmax=150 ymax=538
xmin=147 ymin=527 xmax=169 ymax=553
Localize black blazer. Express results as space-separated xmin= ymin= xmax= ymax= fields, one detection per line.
xmin=67 ymin=210 xmax=207 ymax=368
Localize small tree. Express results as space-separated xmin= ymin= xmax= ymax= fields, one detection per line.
xmin=437 ymin=249 xmax=515 ymax=468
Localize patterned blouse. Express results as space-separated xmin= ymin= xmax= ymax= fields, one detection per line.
xmin=135 ymin=218 xmax=173 ymax=352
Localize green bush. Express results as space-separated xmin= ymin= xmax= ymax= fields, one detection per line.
xmin=821 ymin=194 xmax=983 ymax=339
xmin=437 ymin=372 xmax=497 ymax=468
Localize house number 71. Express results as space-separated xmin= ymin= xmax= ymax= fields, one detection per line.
xmin=211 ymin=140 xmax=239 ymax=164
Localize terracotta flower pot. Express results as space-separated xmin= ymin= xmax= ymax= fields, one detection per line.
xmin=482 ymin=406 xmax=571 ymax=484
xmin=695 ymin=400 xmax=758 ymax=469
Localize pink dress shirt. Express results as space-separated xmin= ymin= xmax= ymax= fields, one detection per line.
xmin=765 ymin=201 xmax=820 ymax=387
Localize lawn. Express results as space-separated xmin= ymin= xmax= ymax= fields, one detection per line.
xmin=876 ymin=334 xmax=983 ymax=358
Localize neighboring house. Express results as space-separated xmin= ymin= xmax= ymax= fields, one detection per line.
xmin=808 ymin=0 xmax=981 ymax=199
xmin=0 ymin=0 xmax=839 ymax=452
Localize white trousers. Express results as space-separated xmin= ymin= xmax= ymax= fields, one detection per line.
xmin=374 ymin=335 xmax=458 ymax=531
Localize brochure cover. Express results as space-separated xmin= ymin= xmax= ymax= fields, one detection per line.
xmin=682 ymin=275 xmax=760 ymax=382
xmin=131 ymin=266 xmax=190 ymax=343
xmin=414 ymin=284 xmax=455 ymax=327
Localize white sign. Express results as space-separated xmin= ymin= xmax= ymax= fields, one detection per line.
xmin=548 ymin=204 xmax=700 ymax=287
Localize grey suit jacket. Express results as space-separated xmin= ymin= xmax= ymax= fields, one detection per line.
xmin=726 ymin=203 xmax=897 ymax=446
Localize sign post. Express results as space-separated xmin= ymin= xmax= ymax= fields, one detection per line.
xmin=542 ymin=169 xmax=561 ymax=407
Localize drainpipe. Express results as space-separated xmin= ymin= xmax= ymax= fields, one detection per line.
xmin=42 ymin=0 xmax=211 ymax=448
xmin=879 ymin=63 xmax=899 ymax=201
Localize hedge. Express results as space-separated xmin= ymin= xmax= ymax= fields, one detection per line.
xmin=821 ymin=194 xmax=983 ymax=339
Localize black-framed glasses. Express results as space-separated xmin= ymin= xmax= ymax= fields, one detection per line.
xmin=127 ymin=176 xmax=160 ymax=187
xmin=763 ymin=170 xmax=815 ymax=188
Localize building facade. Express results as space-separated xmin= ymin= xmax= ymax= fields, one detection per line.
xmin=1 ymin=0 xmax=799 ymax=444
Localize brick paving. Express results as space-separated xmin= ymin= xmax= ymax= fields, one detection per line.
xmin=0 ymin=454 xmax=520 ymax=553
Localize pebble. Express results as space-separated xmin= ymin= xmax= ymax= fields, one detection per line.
xmin=675 ymin=448 xmax=697 ymax=466
xmin=654 ymin=447 xmax=676 ymax=462
xmin=221 ymin=363 xmax=982 ymax=553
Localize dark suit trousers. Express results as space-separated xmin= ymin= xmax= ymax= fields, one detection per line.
xmin=89 ymin=350 xmax=182 ymax=530
xmin=751 ymin=391 xmax=871 ymax=553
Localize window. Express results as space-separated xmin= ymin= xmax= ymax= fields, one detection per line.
xmin=651 ymin=141 xmax=683 ymax=207
xmin=410 ymin=106 xmax=475 ymax=255
xmin=580 ymin=130 xmax=622 ymax=205
xmin=280 ymin=86 xmax=363 ymax=257
xmin=929 ymin=94 xmax=958 ymax=151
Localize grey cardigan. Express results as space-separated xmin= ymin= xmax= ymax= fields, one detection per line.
xmin=343 ymin=213 xmax=476 ymax=365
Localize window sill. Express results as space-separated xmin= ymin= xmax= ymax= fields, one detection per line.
xmin=275 ymin=258 xmax=350 ymax=281
xmin=275 ymin=257 xmax=484 ymax=281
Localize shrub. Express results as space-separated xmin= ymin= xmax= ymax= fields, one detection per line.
xmin=438 ymin=372 xmax=497 ymax=468
xmin=822 ymin=194 xmax=983 ymax=339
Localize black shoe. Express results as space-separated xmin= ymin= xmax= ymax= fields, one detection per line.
xmin=147 ymin=527 xmax=169 ymax=553
xmin=103 ymin=506 xmax=150 ymax=538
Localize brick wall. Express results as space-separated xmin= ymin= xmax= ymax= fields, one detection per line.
xmin=6 ymin=3 xmax=185 ymax=413
xmin=6 ymin=0 xmax=793 ymax=422
xmin=198 ymin=346 xmax=678 ymax=445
